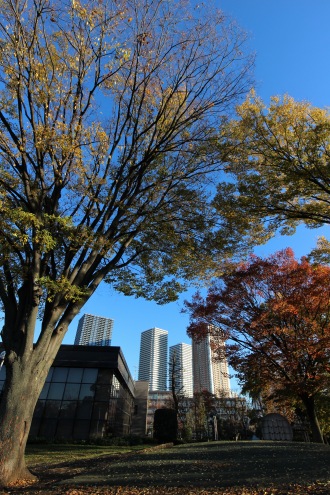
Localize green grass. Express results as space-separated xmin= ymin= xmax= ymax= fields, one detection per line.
xmin=17 ymin=441 xmax=330 ymax=495
xmin=25 ymin=443 xmax=151 ymax=467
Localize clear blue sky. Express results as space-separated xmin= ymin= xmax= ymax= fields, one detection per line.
xmin=63 ymin=1 xmax=330 ymax=390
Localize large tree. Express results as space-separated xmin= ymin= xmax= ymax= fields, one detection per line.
xmin=0 ymin=0 xmax=252 ymax=485
xmin=213 ymin=93 xmax=330 ymax=244
xmin=185 ymin=248 xmax=330 ymax=443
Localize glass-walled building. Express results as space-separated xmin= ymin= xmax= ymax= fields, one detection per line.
xmin=0 ymin=345 xmax=136 ymax=441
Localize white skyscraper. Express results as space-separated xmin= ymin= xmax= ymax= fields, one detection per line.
xmin=138 ymin=328 xmax=168 ymax=391
xmin=74 ymin=313 xmax=114 ymax=346
xmin=169 ymin=343 xmax=193 ymax=398
xmin=192 ymin=333 xmax=230 ymax=396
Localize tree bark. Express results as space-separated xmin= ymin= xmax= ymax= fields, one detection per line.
xmin=0 ymin=356 xmax=49 ymax=486
xmin=301 ymin=394 xmax=324 ymax=444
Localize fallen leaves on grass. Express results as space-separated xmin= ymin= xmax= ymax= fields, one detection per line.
xmin=6 ymin=478 xmax=38 ymax=488
xmin=61 ymin=483 xmax=330 ymax=495
xmin=14 ymin=442 xmax=329 ymax=495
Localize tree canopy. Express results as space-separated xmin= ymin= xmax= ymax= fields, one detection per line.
xmin=0 ymin=0 xmax=252 ymax=355
xmin=214 ymin=93 xmax=330 ymax=244
xmin=0 ymin=0 xmax=252 ymax=485
xmin=0 ymin=0 xmax=250 ymax=322
xmin=185 ymin=248 xmax=330 ymax=443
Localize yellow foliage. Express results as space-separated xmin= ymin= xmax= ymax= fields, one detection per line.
xmin=38 ymin=275 xmax=89 ymax=302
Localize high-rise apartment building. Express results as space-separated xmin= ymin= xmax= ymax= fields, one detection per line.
xmin=74 ymin=313 xmax=114 ymax=346
xmin=169 ymin=343 xmax=193 ymax=398
xmin=138 ymin=328 xmax=168 ymax=391
xmin=192 ymin=332 xmax=230 ymax=396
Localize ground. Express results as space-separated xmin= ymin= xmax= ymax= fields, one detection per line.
xmin=3 ymin=441 xmax=330 ymax=495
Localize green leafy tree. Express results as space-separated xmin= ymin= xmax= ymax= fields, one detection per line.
xmin=214 ymin=93 xmax=330 ymax=245
xmin=192 ymin=392 xmax=208 ymax=440
xmin=0 ymin=0 xmax=252 ymax=484
xmin=315 ymin=392 xmax=330 ymax=441
xmin=191 ymin=390 xmax=216 ymax=440
xmin=216 ymin=393 xmax=250 ymax=440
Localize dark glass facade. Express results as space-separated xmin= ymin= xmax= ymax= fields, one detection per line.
xmin=0 ymin=345 xmax=135 ymax=441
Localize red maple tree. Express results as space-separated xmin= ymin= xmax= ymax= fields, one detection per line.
xmin=185 ymin=248 xmax=330 ymax=443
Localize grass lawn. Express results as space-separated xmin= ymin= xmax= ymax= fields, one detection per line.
xmin=25 ymin=443 xmax=151 ymax=467
xmin=4 ymin=441 xmax=330 ymax=495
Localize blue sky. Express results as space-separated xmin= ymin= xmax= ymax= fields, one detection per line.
xmin=63 ymin=1 xmax=330 ymax=390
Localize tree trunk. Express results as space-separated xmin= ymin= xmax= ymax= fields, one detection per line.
xmin=301 ymin=394 xmax=324 ymax=444
xmin=0 ymin=357 xmax=48 ymax=486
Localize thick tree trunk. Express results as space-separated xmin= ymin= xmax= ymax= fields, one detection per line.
xmin=0 ymin=357 xmax=48 ymax=486
xmin=301 ymin=394 xmax=324 ymax=444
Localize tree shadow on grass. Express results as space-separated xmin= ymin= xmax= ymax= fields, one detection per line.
xmin=58 ymin=441 xmax=330 ymax=489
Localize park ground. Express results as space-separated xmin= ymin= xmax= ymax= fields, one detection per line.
xmin=2 ymin=441 xmax=330 ymax=495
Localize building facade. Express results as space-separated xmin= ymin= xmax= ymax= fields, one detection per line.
xmin=0 ymin=345 xmax=136 ymax=441
xmin=192 ymin=333 xmax=231 ymax=397
xmin=138 ymin=327 xmax=168 ymax=391
xmin=169 ymin=343 xmax=193 ymax=398
xmin=130 ymin=380 xmax=149 ymax=437
xmin=74 ymin=313 xmax=114 ymax=346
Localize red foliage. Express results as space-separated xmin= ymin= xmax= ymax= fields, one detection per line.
xmin=185 ymin=248 xmax=330 ymax=442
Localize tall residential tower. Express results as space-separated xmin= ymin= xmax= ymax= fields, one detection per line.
xmin=192 ymin=333 xmax=230 ymax=396
xmin=169 ymin=343 xmax=193 ymax=398
xmin=138 ymin=328 xmax=168 ymax=391
xmin=74 ymin=314 xmax=114 ymax=346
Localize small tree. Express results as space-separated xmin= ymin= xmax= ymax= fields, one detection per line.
xmin=168 ymin=348 xmax=190 ymax=438
xmin=192 ymin=392 xmax=207 ymax=441
xmin=185 ymin=248 xmax=330 ymax=443
xmin=216 ymin=393 xmax=249 ymax=440
xmin=191 ymin=390 xmax=216 ymax=440
xmin=169 ymin=349 xmax=185 ymax=416
xmin=0 ymin=0 xmax=251 ymax=484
